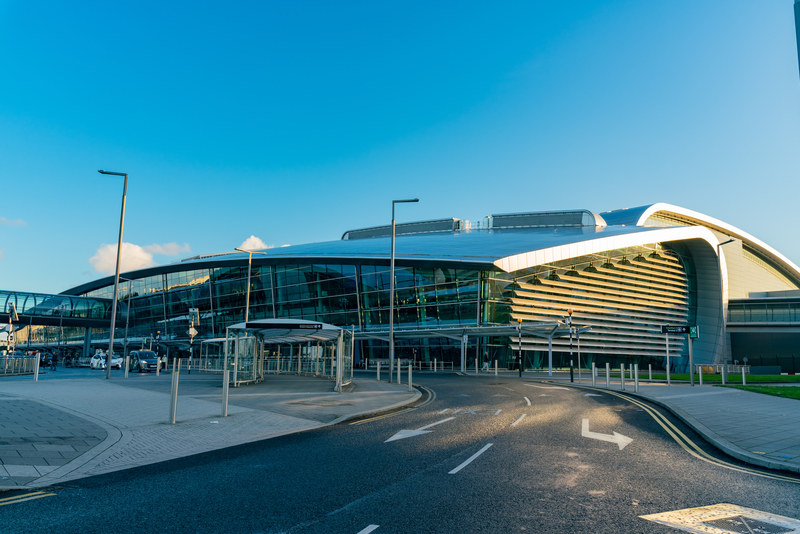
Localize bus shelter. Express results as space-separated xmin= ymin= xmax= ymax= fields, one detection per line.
xmin=221 ymin=319 xmax=353 ymax=391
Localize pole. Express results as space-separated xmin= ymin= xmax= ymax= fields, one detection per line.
xmin=666 ymin=332 xmax=671 ymax=386
xmin=408 ymin=363 xmax=412 ymax=392
xmin=495 ymin=360 xmax=498 ymax=377
xmin=699 ymin=365 xmax=703 ymax=385
xmin=389 ymin=205 xmax=396 ymax=383
xmin=620 ymin=363 xmax=625 ymax=391
xmin=568 ymin=314 xmax=573 ymax=382
xmin=105 ymin=172 xmax=128 ymax=380
xmin=577 ymin=331 xmax=581 ymax=384
xmin=169 ymin=357 xmax=179 ymax=424
xmin=591 ymin=362 xmax=596 ymax=387
xmin=634 ymin=364 xmax=639 ymax=393
xmin=547 ymin=335 xmax=553 ymax=377
xmin=221 ymin=369 xmax=229 ymax=417
xmin=688 ymin=335 xmax=695 ymax=387
xmin=245 ymin=252 xmax=252 ymax=323
xmin=377 ymin=361 xmax=380 ymax=381
xmin=605 ymin=362 xmax=610 ymax=388
xmin=517 ymin=320 xmax=522 ymax=377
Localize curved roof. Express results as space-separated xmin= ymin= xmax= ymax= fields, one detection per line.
xmin=601 ymin=203 xmax=800 ymax=285
xmin=63 ymin=203 xmax=800 ymax=294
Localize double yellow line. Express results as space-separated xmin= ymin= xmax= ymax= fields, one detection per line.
xmin=0 ymin=491 xmax=56 ymax=507
xmin=350 ymin=385 xmax=437 ymax=426
xmin=564 ymin=382 xmax=800 ymax=485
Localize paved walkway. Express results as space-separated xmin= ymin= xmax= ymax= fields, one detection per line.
xmin=0 ymin=372 xmax=418 ymax=489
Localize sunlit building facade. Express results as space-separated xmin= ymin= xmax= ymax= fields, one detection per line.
xmin=39 ymin=203 xmax=800 ymax=372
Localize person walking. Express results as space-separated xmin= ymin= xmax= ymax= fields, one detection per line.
xmin=50 ymin=351 xmax=58 ymax=371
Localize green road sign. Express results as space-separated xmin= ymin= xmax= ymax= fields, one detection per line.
xmin=689 ymin=325 xmax=699 ymax=339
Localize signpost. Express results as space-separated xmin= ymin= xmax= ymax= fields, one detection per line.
xmin=660 ymin=325 xmax=699 ymax=386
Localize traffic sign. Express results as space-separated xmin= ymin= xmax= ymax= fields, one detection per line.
xmin=661 ymin=325 xmax=690 ymax=334
xmin=187 ymin=327 xmax=198 ymax=337
xmin=245 ymin=322 xmax=322 ymax=330
xmin=689 ymin=325 xmax=699 ymax=339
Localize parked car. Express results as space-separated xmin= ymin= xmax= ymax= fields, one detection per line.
xmin=90 ymin=352 xmax=123 ymax=370
xmin=129 ymin=350 xmax=160 ymax=373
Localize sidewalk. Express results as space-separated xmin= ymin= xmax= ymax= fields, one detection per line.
xmin=628 ymin=383 xmax=800 ymax=474
xmin=0 ymin=373 xmax=418 ymax=489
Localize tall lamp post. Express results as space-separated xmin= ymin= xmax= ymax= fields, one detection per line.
xmin=389 ymin=198 xmax=419 ymax=382
xmin=716 ymin=238 xmax=735 ymax=384
xmin=98 ymin=170 xmax=128 ymax=380
xmin=794 ymin=0 xmax=800 ymax=80
xmin=235 ymin=247 xmax=268 ymax=323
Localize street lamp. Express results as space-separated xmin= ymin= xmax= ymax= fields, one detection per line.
xmin=98 ymin=170 xmax=128 ymax=380
xmin=235 ymin=247 xmax=268 ymax=323
xmin=716 ymin=238 xmax=735 ymax=384
xmin=389 ymin=198 xmax=419 ymax=382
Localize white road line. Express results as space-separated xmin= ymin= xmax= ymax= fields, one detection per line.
xmin=438 ymin=408 xmax=450 ymax=414
xmin=523 ymin=384 xmax=570 ymax=390
xmin=448 ymin=443 xmax=494 ymax=474
xmin=494 ymin=409 xmax=502 ymax=415
xmin=417 ymin=417 xmax=455 ymax=431
xmin=357 ymin=526 xmax=380 ymax=534
xmin=524 ymin=396 xmax=531 ymax=406
xmin=511 ymin=414 xmax=526 ymax=427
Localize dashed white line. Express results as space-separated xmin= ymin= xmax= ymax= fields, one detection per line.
xmin=524 ymin=396 xmax=531 ymax=406
xmin=438 ymin=408 xmax=450 ymax=414
xmin=511 ymin=414 xmax=526 ymax=427
xmin=448 ymin=443 xmax=494 ymax=474
xmin=417 ymin=417 xmax=455 ymax=431
xmin=494 ymin=409 xmax=502 ymax=415
xmin=357 ymin=526 xmax=380 ymax=534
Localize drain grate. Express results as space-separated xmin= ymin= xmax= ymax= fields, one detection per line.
xmin=641 ymin=504 xmax=800 ymax=533
xmin=704 ymin=516 xmax=793 ymax=534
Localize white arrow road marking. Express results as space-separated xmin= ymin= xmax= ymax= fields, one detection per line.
xmin=384 ymin=417 xmax=455 ymax=443
xmin=524 ymin=384 xmax=570 ymax=390
xmin=357 ymin=526 xmax=379 ymax=534
xmin=448 ymin=443 xmax=494 ymax=474
xmin=585 ymin=394 xmax=602 ymax=397
xmin=511 ymin=414 xmax=526 ymax=427
xmin=524 ymin=396 xmax=531 ymax=405
xmin=581 ymin=419 xmax=633 ymax=450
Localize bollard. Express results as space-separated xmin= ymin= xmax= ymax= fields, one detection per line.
xmin=634 ymin=364 xmax=639 ymax=393
xmin=33 ymin=356 xmax=40 ymax=382
xmin=570 ymin=360 xmax=574 ymax=383
xmin=648 ymin=364 xmax=652 ymax=381
xmin=666 ymin=360 xmax=671 ymax=386
xmin=377 ymin=361 xmax=381 ymax=381
xmin=620 ymin=363 xmax=625 ymax=391
xmin=156 ymin=358 xmax=160 ymax=377
xmin=721 ymin=365 xmax=726 ymax=385
xmin=222 ymin=370 xmax=229 ymax=417
xmin=605 ymin=363 xmax=610 ymax=388
xmin=434 ymin=359 xmax=437 ymax=373
xmin=124 ymin=356 xmax=129 ymax=378
xmin=169 ymin=361 xmax=179 ymax=424
xmin=699 ymin=365 xmax=703 ymax=385
xmin=742 ymin=368 xmax=746 ymax=386
xmin=591 ymin=362 xmax=596 ymax=387
xmin=397 ymin=361 xmax=401 ymax=384
xmin=408 ymin=363 xmax=412 ymax=392
xmin=630 ymin=366 xmax=633 ymax=381
xmin=495 ymin=360 xmax=498 ymax=377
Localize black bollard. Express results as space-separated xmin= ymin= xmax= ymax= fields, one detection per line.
xmin=570 ymin=360 xmax=574 ymax=383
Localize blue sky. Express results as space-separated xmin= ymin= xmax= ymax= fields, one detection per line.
xmin=1 ymin=0 xmax=799 ymax=294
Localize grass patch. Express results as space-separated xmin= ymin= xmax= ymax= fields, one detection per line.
xmin=722 ymin=385 xmax=800 ymax=400
xmin=641 ymin=374 xmax=800 ymax=383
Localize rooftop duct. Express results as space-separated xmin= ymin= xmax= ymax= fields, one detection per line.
xmin=489 ymin=210 xmax=607 ymax=229
xmin=342 ymin=218 xmax=462 ymax=240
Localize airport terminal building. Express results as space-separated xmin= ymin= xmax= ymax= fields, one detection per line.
xmin=7 ymin=203 xmax=800 ymax=373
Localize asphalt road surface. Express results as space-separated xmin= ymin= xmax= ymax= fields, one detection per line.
xmin=2 ymin=372 xmax=799 ymax=533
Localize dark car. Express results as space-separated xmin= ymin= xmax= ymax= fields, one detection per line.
xmin=129 ymin=350 xmax=160 ymax=373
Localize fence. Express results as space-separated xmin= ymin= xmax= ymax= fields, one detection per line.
xmin=0 ymin=356 xmax=38 ymax=376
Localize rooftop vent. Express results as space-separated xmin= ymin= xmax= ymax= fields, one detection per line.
xmin=342 ymin=218 xmax=462 ymax=240
xmin=488 ymin=210 xmax=607 ymax=229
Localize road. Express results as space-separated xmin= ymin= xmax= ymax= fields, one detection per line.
xmin=1 ymin=372 xmax=799 ymax=533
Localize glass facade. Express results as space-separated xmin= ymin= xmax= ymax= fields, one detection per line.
xmin=23 ymin=243 xmax=697 ymax=371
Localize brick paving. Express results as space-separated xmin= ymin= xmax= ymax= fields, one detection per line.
xmin=0 ymin=374 xmax=418 ymax=489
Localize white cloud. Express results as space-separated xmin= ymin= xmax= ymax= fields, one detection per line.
xmin=89 ymin=242 xmax=192 ymax=275
xmin=143 ymin=243 xmax=191 ymax=256
xmin=0 ymin=217 xmax=26 ymax=227
xmin=239 ymin=235 xmax=272 ymax=250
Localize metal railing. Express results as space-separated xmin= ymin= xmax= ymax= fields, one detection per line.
xmin=0 ymin=356 xmax=38 ymax=376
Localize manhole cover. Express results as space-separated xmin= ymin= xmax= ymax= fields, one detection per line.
xmin=704 ymin=516 xmax=793 ymax=534
xmin=641 ymin=504 xmax=800 ymax=534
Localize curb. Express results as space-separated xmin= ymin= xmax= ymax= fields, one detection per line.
xmin=622 ymin=390 xmax=800 ymax=475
